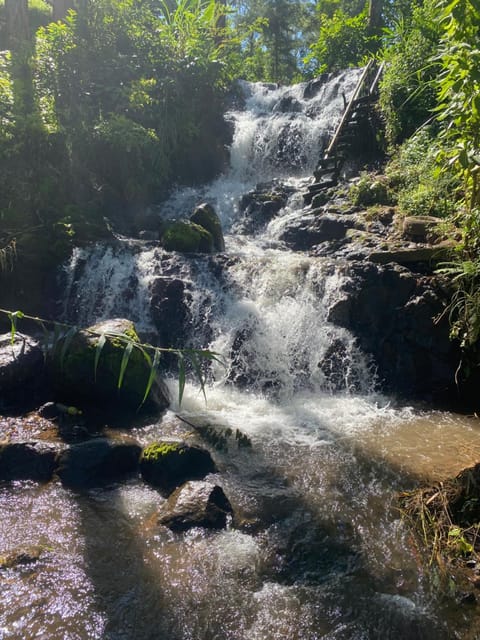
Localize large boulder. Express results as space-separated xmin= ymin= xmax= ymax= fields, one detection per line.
xmin=140 ymin=440 xmax=216 ymax=493
xmin=327 ymin=261 xmax=459 ymax=402
xmin=161 ymin=221 xmax=214 ymax=253
xmin=56 ymin=437 xmax=141 ymax=488
xmin=155 ymin=481 xmax=233 ymax=531
xmin=0 ymin=441 xmax=60 ymax=482
xmin=0 ymin=334 xmax=47 ymax=410
xmin=52 ymin=318 xmax=169 ymax=414
xmin=190 ymin=203 xmax=225 ymax=252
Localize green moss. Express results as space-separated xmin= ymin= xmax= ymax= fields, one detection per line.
xmin=142 ymin=441 xmax=183 ymax=461
xmin=190 ymin=203 xmax=224 ymax=251
xmin=161 ymin=221 xmax=214 ymax=253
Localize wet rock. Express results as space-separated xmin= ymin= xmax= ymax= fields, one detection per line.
xmin=56 ymin=437 xmax=141 ymax=488
xmin=237 ymin=183 xmax=292 ymax=234
xmin=52 ymin=318 xmax=170 ymax=415
xmin=140 ymin=440 xmax=216 ymax=493
xmin=190 ymin=203 xmax=225 ymax=252
xmin=0 ymin=334 xmax=47 ymax=410
xmin=155 ymin=481 xmax=233 ymax=531
xmin=0 ymin=545 xmax=44 ymax=569
xmin=151 ymin=278 xmax=191 ymax=348
xmin=161 ymin=221 xmax=214 ymax=253
xmin=303 ymin=73 xmax=331 ymax=99
xmin=0 ymin=441 xmax=60 ymax=482
xmin=279 ymin=213 xmax=352 ymax=250
xmin=273 ymin=95 xmax=302 ymax=113
xmin=327 ymin=261 xmax=459 ymax=401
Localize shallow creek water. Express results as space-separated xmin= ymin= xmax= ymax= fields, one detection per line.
xmin=1 ymin=397 xmax=480 ymax=639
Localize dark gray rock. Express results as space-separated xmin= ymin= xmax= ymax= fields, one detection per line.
xmin=279 ymin=213 xmax=352 ymax=250
xmin=151 ymin=277 xmax=191 ymax=348
xmin=0 ymin=334 xmax=47 ymax=410
xmin=326 ymin=261 xmax=459 ymax=401
xmin=0 ymin=442 xmax=60 ymax=482
xmin=237 ymin=183 xmax=292 ymax=234
xmin=56 ymin=437 xmax=141 ymax=488
xmin=156 ymin=481 xmax=233 ymax=531
xmin=140 ymin=440 xmax=216 ymax=493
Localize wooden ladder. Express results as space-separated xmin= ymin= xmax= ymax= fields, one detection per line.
xmin=304 ymin=60 xmax=385 ymax=206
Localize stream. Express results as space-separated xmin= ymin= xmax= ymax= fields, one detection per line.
xmin=2 ymin=70 xmax=480 ymax=640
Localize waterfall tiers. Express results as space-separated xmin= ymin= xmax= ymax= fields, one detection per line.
xmin=1 ymin=71 xmax=479 ymax=640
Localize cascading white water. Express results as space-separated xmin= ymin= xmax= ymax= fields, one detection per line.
xmin=4 ymin=70 xmax=480 ymax=640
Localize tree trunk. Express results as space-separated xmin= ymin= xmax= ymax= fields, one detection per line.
xmin=368 ymin=0 xmax=383 ymax=31
xmin=5 ymin=0 xmax=29 ymax=48
xmin=52 ymin=0 xmax=73 ymax=21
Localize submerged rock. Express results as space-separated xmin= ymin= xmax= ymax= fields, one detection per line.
xmin=56 ymin=437 xmax=141 ymax=489
xmin=0 ymin=441 xmax=60 ymax=482
xmin=190 ymin=203 xmax=225 ymax=252
xmin=140 ymin=440 xmax=216 ymax=493
xmin=0 ymin=545 xmax=44 ymax=569
xmin=155 ymin=481 xmax=233 ymax=531
xmin=52 ymin=318 xmax=170 ymax=415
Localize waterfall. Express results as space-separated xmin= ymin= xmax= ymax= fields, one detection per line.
xmin=7 ymin=69 xmax=477 ymax=640
xmin=61 ymin=69 xmax=371 ymax=395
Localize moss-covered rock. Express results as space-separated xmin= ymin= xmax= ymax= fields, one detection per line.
xmin=190 ymin=203 xmax=225 ymax=251
xmin=161 ymin=221 xmax=214 ymax=253
xmin=140 ymin=440 xmax=216 ymax=493
xmin=52 ymin=318 xmax=169 ymax=415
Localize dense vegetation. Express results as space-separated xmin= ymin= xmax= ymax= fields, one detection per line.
xmin=0 ymin=0 xmax=479 ymax=373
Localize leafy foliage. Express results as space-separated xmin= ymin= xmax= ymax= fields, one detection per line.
xmin=305 ymin=4 xmax=377 ymax=74
xmin=386 ymin=127 xmax=458 ymax=218
xmin=379 ymin=0 xmax=441 ymax=145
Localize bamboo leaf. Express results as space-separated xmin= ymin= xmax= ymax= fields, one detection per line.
xmin=178 ymin=352 xmax=186 ymax=407
xmin=188 ymin=350 xmax=207 ymax=403
xmin=117 ymin=340 xmax=134 ymax=390
xmin=94 ymin=334 xmax=107 ymax=382
xmin=59 ymin=326 xmax=78 ymax=372
xmin=141 ymin=348 xmax=161 ymax=406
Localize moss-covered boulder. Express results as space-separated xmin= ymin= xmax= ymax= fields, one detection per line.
xmin=155 ymin=481 xmax=233 ymax=531
xmin=140 ymin=440 xmax=216 ymax=493
xmin=52 ymin=318 xmax=169 ymax=415
xmin=161 ymin=221 xmax=214 ymax=253
xmin=190 ymin=203 xmax=225 ymax=251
